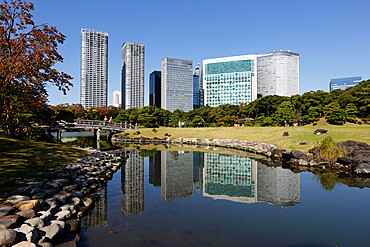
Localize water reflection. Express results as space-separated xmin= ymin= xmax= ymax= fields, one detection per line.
xmin=161 ymin=151 xmax=193 ymax=201
xmin=81 ymin=188 xmax=107 ymax=229
xmin=121 ymin=150 xmax=144 ymax=216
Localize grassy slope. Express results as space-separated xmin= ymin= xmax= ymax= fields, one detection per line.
xmin=125 ymin=125 xmax=370 ymax=153
xmin=0 ymin=138 xmax=88 ymax=193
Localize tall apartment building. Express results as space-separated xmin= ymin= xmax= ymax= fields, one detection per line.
xmin=149 ymin=71 xmax=161 ymax=108
xmin=161 ymin=58 xmax=193 ymax=112
xmin=113 ymin=90 xmax=121 ymax=108
xmin=203 ymin=55 xmax=258 ymax=107
xmin=257 ymin=51 xmax=299 ymax=98
xmin=203 ymin=51 xmax=299 ymax=107
xmin=329 ymin=76 xmax=362 ymax=91
xmin=80 ymin=29 xmax=108 ymax=109
xmin=121 ymin=42 xmax=144 ymax=109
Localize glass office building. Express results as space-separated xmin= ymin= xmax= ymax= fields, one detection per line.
xmin=80 ymin=29 xmax=108 ymax=109
xmin=161 ymin=58 xmax=193 ymax=112
xmin=203 ymin=55 xmax=258 ymax=107
xmin=329 ymin=76 xmax=362 ymax=91
xmin=149 ymin=71 xmax=161 ymax=108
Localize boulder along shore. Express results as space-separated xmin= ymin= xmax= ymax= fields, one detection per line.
xmin=0 ymin=149 xmax=122 ymax=247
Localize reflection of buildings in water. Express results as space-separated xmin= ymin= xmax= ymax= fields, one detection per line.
xmin=193 ymin=152 xmax=204 ymax=192
xmin=81 ymin=187 xmax=107 ymax=229
xmin=149 ymin=152 xmax=161 ymax=186
xmin=161 ymin=151 xmax=193 ymax=201
xmin=203 ymin=153 xmax=300 ymax=206
xmin=257 ymin=164 xmax=300 ymax=206
xmin=121 ymin=150 xmax=144 ymax=216
xmin=203 ymin=153 xmax=258 ymax=203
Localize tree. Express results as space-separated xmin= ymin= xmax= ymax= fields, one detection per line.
xmin=327 ymin=107 xmax=346 ymax=125
xmin=0 ymin=0 xmax=72 ymax=137
xmin=272 ymin=101 xmax=296 ymax=126
xmin=192 ymin=115 xmax=205 ymax=127
xmin=345 ymin=103 xmax=358 ymax=123
xmin=216 ymin=115 xmax=238 ymax=127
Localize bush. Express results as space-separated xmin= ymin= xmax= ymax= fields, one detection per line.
xmin=313 ymin=122 xmax=317 ymax=126
xmin=209 ymin=123 xmax=219 ymax=127
xmin=316 ymin=136 xmax=347 ymax=161
xmin=358 ymin=121 xmax=363 ymax=125
xmin=123 ymin=132 xmax=129 ymax=136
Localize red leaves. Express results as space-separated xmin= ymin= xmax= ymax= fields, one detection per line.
xmin=0 ymin=0 xmax=72 ymax=137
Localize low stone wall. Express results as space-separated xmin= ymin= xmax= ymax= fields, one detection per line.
xmin=0 ymin=150 xmax=122 ymax=247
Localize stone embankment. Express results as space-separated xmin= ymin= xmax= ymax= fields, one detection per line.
xmin=112 ymin=135 xmax=370 ymax=175
xmin=0 ymin=150 xmax=121 ymax=247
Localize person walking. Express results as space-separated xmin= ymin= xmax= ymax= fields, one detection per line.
xmin=109 ymin=117 xmax=113 ymax=125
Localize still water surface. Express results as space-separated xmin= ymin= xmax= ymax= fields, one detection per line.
xmin=76 ymin=149 xmax=370 ymax=247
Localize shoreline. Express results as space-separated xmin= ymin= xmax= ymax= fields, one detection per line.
xmin=112 ymin=135 xmax=370 ymax=175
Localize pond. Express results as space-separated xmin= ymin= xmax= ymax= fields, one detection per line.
xmin=77 ymin=149 xmax=370 ymax=247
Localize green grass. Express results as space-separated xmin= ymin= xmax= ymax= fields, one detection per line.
xmin=0 ymin=138 xmax=88 ymax=194
xmin=127 ymin=125 xmax=370 ymax=152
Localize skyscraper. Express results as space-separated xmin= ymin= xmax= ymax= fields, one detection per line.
xmin=257 ymin=51 xmax=299 ymax=98
xmin=113 ymin=90 xmax=121 ymax=107
xmin=193 ymin=74 xmax=200 ymax=109
xmin=161 ymin=57 xmax=193 ymax=112
xmin=121 ymin=42 xmax=144 ymax=109
xmin=149 ymin=71 xmax=161 ymax=108
xmin=203 ymin=55 xmax=258 ymax=107
xmin=329 ymin=76 xmax=362 ymax=91
xmin=80 ymin=29 xmax=108 ymax=109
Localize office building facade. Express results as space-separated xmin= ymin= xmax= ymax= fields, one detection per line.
xmin=113 ymin=90 xmax=121 ymax=108
xmin=161 ymin=58 xmax=193 ymax=112
xmin=80 ymin=29 xmax=108 ymax=109
xmin=149 ymin=71 xmax=161 ymax=108
xmin=329 ymin=76 xmax=362 ymax=91
xmin=257 ymin=51 xmax=299 ymax=98
xmin=203 ymin=55 xmax=258 ymax=107
xmin=121 ymin=42 xmax=144 ymax=109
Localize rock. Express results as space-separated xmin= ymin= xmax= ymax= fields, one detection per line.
xmin=354 ymin=163 xmax=370 ymax=174
xmin=82 ymin=197 xmax=93 ymax=207
xmin=313 ymin=129 xmax=327 ymax=135
xmin=40 ymin=224 xmax=63 ymax=241
xmin=65 ymin=220 xmax=79 ymax=233
xmin=24 ymin=217 xmax=44 ymax=229
xmin=38 ymin=242 xmax=54 ymax=247
xmin=43 ymin=183 xmax=60 ymax=190
xmin=17 ymin=224 xmax=38 ymax=243
xmin=68 ymin=198 xmax=80 ymax=207
xmin=12 ymin=241 xmax=37 ymax=247
xmin=337 ymin=157 xmax=352 ymax=165
xmin=281 ymin=152 xmax=293 ymax=160
xmin=290 ymin=150 xmax=307 ymax=160
xmin=54 ymin=179 xmax=70 ymax=187
xmin=0 ymin=229 xmax=19 ymax=246
xmin=54 ymin=194 xmax=68 ymax=204
xmin=16 ymin=210 xmax=36 ymax=219
xmin=282 ymin=132 xmax=289 ymax=136
xmin=49 ymin=220 xmax=65 ymax=230
xmin=0 ymin=206 xmax=16 ymax=218
xmin=55 ymin=240 xmax=76 ymax=247
xmin=0 ymin=215 xmax=20 ymax=229
xmin=63 ymin=185 xmax=78 ymax=192
xmin=6 ymin=195 xmax=31 ymax=204
xmin=16 ymin=200 xmax=40 ymax=211
xmin=36 ymin=211 xmax=52 ymax=221
xmin=299 ymin=142 xmax=307 ymax=145
xmin=54 ymin=210 xmax=71 ymax=221
xmin=31 ymin=192 xmax=48 ymax=200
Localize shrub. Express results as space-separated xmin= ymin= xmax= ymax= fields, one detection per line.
xmin=316 ymin=136 xmax=347 ymax=161
xmin=313 ymin=122 xmax=317 ymax=126
xmin=123 ymin=132 xmax=129 ymax=136
xmin=209 ymin=123 xmax=219 ymax=127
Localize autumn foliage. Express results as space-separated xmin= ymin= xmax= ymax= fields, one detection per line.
xmin=0 ymin=0 xmax=72 ymax=137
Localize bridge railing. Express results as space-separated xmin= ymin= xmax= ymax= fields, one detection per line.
xmin=74 ymin=119 xmax=137 ymax=130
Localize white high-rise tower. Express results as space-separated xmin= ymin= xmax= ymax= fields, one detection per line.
xmin=80 ymin=29 xmax=108 ymax=109
xmin=121 ymin=42 xmax=144 ymax=109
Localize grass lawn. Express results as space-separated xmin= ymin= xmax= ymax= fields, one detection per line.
xmin=0 ymin=138 xmax=88 ymax=194
xmin=124 ymin=125 xmax=370 ymax=153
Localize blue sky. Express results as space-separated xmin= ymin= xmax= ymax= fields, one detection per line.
xmin=33 ymin=0 xmax=370 ymax=106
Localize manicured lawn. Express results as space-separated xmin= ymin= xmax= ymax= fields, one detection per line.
xmin=0 ymin=138 xmax=88 ymax=194
xmin=125 ymin=125 xmax=370 ymax=152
